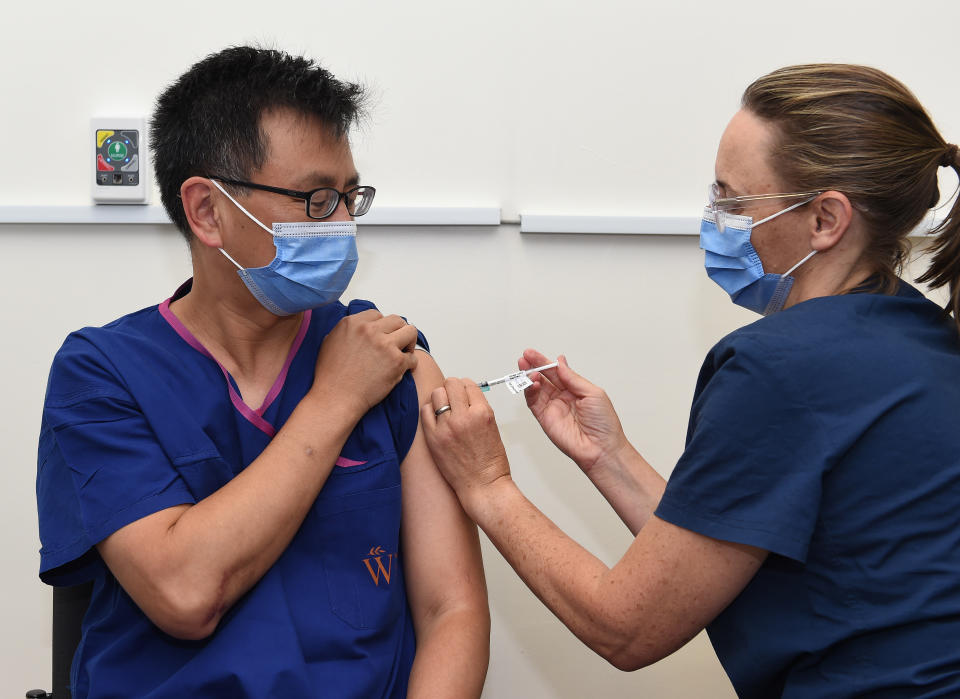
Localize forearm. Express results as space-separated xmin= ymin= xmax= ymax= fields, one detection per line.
xmin=461 ymin=476 xmax=640 ymax=668
xmin=587 ymin=443 xmax=666 ymax=536
xmin=407 ymin=606 xmax=490 ymax=699
xmin=423 ymin=374 xmax=761 ymax=672
xmin=178 ymin=392 xmax=356 ymax=594
xmin=102 ymin=387 xmax=362 ymax=637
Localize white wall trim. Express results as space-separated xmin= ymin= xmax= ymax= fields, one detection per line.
xmin=0 ymin=205 xmax=173 ymax=225
xmin=520 ymin=214 xmax=698 ymax=235
xmin=0 ymin=205 xmax=502 ymax=227
xmin=361 ymin=206 xmax=501 ymax=226
xmin=0 ymin=207 xmax=944 ymax=237
xmin=520 ymin=213 xmax=945 ymax=238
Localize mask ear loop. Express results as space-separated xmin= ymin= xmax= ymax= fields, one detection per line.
xmin=209 ymin=179 xmax=274 ymax=233
xmin=761 ymin=250 xmax=818 ymax=316
xmin=753 ymin=193 xmax=819 ymax=295
xmin=219 ymin=248 xmax=245 ymax=271
xmin=753 ymin=196 xmax=818 ymax=227
xmin=208 ymin=178 xmax=275 ymax=271
xmin=784 ymin=250 xmax=817 ymax=277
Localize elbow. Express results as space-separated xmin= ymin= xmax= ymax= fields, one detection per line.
xmin=604 ymin=647 xmax=653 ymax=673
xmin=589 ymin=622 xmax=661 ymax=672
xmin=597 ymin=622 xmax=703 ymax=672
xmin=596 ymin=626 xmax=693 ymax=672
xmin=157 ymin=615 xmax=219 ymax=642
xmin=147 ymin=579 xmax=228 ymax=640
xmin=154 ymin=602 xmax=223 ymax=641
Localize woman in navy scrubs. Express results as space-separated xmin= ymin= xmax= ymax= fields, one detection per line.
xmin=423 ymin=64 xmax=960 ymax=697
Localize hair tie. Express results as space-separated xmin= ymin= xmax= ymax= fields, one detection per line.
xmin=941 ymin=144 xmax=959 ymax=167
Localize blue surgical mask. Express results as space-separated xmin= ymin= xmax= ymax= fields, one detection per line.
xmin=210 ymin=179 xmax=359 ymax=316
xmin=699 ymin=202 xmax=817 ymax=315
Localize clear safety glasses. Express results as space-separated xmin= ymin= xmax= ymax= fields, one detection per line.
xmin=708 ymin=182 xmax=822 ymax=233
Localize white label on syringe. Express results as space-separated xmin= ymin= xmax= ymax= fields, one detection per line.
xmin=504 ymin=372 xmax=533 ymax=394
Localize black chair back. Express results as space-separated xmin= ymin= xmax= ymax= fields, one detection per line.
xmin=52 ymin=582 xmax=93 ymax=699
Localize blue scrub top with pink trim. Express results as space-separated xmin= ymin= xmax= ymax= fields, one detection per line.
xmin=37 ymin=280 xmax=427 ymax=698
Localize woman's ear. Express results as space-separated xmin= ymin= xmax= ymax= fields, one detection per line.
xmin=809 ymin=191 xmax=853 ymax=252
xmin=180 ymin=177 xmax=225 ymax=249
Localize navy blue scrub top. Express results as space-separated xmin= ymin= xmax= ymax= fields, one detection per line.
xmin=37 ymin=280 xmax=427 ymax=698
xmin=656 ymin=281 xmax=960 ymax=697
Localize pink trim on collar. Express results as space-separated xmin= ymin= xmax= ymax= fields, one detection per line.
xmin=256 ymin=311 xmax=311 ymax=417
xmin=158 ymin=296 xmax=311 ymax=439
xmin=335 ymin=456 xmax=368 ymax=468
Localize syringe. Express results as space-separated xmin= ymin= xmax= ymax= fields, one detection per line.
xmin=477 ymin=362 xmax=559 ymax=392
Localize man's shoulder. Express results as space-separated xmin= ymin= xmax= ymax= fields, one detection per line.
xmin=47 ymin=304 xmax=168 ymax=399
xmin=55 ymin=304 xmax=163 ymax=363
xmin=66 ymin=303 xmax=162 ymax=342
xmin=324 ymin=298 xmax=429 ymax=352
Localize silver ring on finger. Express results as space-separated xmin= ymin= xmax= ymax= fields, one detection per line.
xmin=434 ymin=405 xmax=452 ymax=417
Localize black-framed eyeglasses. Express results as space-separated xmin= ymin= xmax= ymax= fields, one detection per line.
xmin=211 ymin=177 xmax=376 ymax=219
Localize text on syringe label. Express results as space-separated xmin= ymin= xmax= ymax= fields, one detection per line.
xmin=504 ymin=372 xmax=534 ymax=394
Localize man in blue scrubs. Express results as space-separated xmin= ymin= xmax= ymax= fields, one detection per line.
xmin=36 ymin=46 xmax=489 ymax=698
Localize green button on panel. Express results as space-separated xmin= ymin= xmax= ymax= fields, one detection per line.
xmin=107 ymin=141 xmax=128 ymax=161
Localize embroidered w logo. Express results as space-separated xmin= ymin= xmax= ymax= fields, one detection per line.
xmin=362 ymin=547 xmax=395 ymax=586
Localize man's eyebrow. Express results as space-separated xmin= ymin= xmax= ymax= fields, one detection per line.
xmin=295 ymin=172 xmax=361 ymax=190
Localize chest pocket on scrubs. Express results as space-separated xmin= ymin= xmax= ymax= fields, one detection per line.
xmin=319 ymin=482 xmax=405 ymax=630
xmin=283 ymin=455 xmax=406 ymax=647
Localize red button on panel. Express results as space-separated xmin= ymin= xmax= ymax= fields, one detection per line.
xmin=97 ymin=154 xmax=115 ymax=172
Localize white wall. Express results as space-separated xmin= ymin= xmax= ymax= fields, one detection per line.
xmin=3 ymin=1 xmax=958 ymax=696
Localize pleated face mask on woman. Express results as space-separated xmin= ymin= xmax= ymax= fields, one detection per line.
xmin=210 ymin=179 xmax=359 ymax=316
xmin=699 ymin=198 xmax=818 ymax=316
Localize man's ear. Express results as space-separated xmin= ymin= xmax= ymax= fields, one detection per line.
xmin=809 ymin=191 xmax=853 ymax=252
xmin=181 ymin=177 xmax=225 ymax=249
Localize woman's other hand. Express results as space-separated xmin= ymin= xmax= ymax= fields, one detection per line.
xmin=521 ymin=349 xmax=630 ymax=475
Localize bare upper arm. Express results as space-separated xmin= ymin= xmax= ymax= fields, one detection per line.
xmin=400 ymin=354 xmax=488 ymax=624
xmin=602 ymin=514 xmax=767 ymax=668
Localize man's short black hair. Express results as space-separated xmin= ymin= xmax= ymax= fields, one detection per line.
xmin=150 ymin=46 xmax=366 ymax=240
